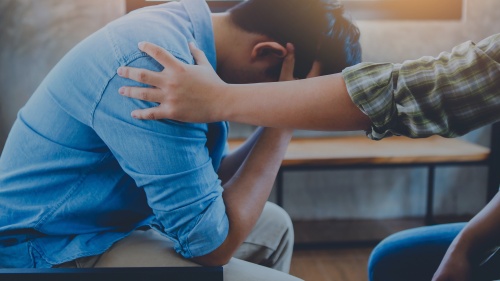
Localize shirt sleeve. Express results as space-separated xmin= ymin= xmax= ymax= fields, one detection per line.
xmin=343 ymin=33 xmax=500 ymax=140
xmin=92 ymin=55 xmax=228 ymax=259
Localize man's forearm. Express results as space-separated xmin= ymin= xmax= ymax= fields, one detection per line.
xmin=193 ymin=127 xmax=292 ymax=266
xmin=220 ymin=74 xmax=371 ymax=131
xmin=217 ymin=127 xmax=265 ymax=185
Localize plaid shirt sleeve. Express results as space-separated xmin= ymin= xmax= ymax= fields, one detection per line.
xmin=342 ymin=33 xmax=500 ymax=140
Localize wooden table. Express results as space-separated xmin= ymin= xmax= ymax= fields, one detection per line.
xmin=229 ymin=135 xmax=492 ymax=225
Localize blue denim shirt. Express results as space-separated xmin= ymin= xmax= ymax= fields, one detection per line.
xmin=0 ymin=0 xmax=229 ymax=268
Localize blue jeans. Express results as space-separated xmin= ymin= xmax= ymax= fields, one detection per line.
xmin=368 ymin=223 xmax=500 ymax=281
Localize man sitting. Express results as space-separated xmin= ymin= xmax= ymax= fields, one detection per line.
xmin=0 ymin=0 xmax=361 ymax=279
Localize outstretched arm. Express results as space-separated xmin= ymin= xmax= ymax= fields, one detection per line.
xmin=120 ymin=34 xmax=500 ymax=138
xmin=117 ymin=42 xmax=371 ymax=131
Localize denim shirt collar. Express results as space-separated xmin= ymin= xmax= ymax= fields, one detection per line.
xmin=183 ymin=0 xmax=217 ymax=70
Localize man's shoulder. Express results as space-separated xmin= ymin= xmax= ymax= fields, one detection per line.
xmin=106 ymin=3 xmax=195 ymax=66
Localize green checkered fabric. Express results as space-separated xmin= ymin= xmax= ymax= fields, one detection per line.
xmin=343 ymin=33 xmax=500 ymax=140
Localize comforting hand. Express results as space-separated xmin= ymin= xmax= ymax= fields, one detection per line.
xmin=117 ymin=41 xmax=321 ymax=122
xmin=117 ymin=42 xmax=226 ymax=122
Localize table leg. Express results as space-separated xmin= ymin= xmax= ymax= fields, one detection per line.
xmin=276 ymin=169 xmax=284 ymax=207
xmin=487 ymin=122 xmax=500 ymax=202
xmin=425 ymin=165 xmax=436 ymax=225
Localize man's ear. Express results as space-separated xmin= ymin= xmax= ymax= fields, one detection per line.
xmin=251 ymin=42 xmax=287 ymax=61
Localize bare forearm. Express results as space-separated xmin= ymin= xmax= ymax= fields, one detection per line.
xmin=449 ymin=192 xmax=500 ymax=260
xmin=220 ymin=74 xmax=371 ymax=131
xmin=218 ymin=127 xmax=265 ymax=185
xmin=193 ymin=128 xmax=292 ymax=266
xmin=432 ymin=193 xmax=500 ymax=280
xmin=222 ymin=127 xmax=292 ymax=219
xmin=118 ymin=43 xmax=372 ymax=130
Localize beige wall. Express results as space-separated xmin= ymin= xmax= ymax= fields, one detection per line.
xmin=0 ymin=0 xmax=125 ymax=149
xmin=359 ymin=0 xmax=499 ymax=63
xmin=0 ymin=0 xmax=498 ymax=220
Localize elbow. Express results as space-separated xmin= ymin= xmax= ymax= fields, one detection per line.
xmin=192 ymin=253 xmax=231 ymax=267
xmin=208 ymin=256 xmax=232 ymax=267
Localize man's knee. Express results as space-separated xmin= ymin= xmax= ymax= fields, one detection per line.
xmin=263 ymin=202 xmax=293 ymax=228
xmin=261 ymin=202 xmax=294 ymax=242
xmin=244 ymin=202 xmax=294 ymax=254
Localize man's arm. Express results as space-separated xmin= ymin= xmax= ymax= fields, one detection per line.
xmin=111 ymin=46 xmax=300 ymax=266
xmin=95 ymin=54 xmax=287 ymax=265
xmin=195 ymin=127 xmax=293 ymax=266
xmin=217 ymin=127 xmax=265 ymax=185
xmin=94 ymin=55 xmax=231 ymax=260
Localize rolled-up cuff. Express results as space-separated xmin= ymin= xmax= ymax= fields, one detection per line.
xmin=176 ymin=194 xmax=229 ymax=258
xmin=342 ymin=62 xmax=402 ymax=140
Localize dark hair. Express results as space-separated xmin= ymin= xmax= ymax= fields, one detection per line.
xmin=229 ymin=0 xmax=362 ymax=78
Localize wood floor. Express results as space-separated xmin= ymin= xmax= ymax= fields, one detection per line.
xmin=290 ymin=247 xmax=373 ymax=281
xmin=288 ymin=216 xmax=472 ymax=281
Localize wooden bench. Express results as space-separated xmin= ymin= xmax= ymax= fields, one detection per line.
xmin=229 ymin=127 xmax=498 ymax=225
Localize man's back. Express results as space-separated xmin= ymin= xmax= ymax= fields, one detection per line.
xmin=0 ymin=0 xmax=229 ymax=268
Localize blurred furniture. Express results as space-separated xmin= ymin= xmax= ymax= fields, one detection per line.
xmin=487 ymin=122 xmax=500 ymax=201
xmin=229 ymin=134 xmax=494 ymax=225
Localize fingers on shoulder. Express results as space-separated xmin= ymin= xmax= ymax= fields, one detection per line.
xmin=139 ymin=42 xmax=180 ymax=68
